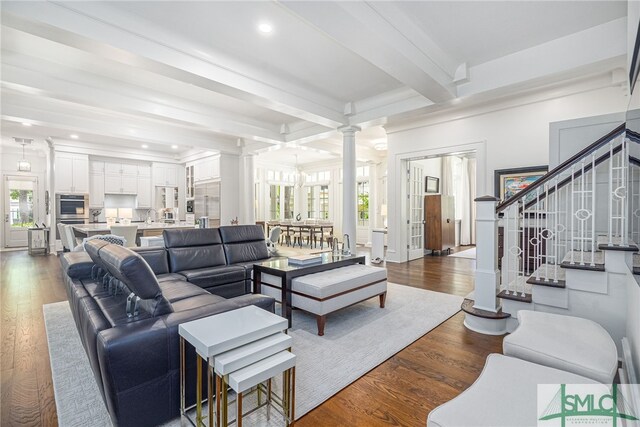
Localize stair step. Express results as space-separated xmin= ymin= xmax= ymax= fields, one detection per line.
xmin=497 ymin=290 xmax=532 ymax=303
xmin=597 ymin=243 xmax=639 ymax=252
xmin=560 ymin=250 xmax=605 ymax=271
xmin=560 ymin=261 xmax=605 ymax=272
xmin=461 ymin=298 xmax=511 ymax=319
xmin=526 ymin=276 xmax=567 ymax=288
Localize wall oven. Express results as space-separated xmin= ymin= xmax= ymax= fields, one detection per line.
xmin=56 ymin=194 xmax=89 ymax=238
xmin=56 ymin=194 xmax=89 ymax=218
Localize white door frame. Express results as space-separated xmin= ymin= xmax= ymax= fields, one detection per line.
xmin=386 ymin=140 xmax=487 ymax=263
xmin=407 ymin=161 xmax=425 ymax=260
xmin=3 ymin=174 xmax=39 ymax=248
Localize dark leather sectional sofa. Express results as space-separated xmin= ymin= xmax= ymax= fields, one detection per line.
xmin=59 ymin=225 xmax=278 ymax=427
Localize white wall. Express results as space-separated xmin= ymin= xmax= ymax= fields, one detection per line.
xmin=0 ymin=144 xmax=48 ymax=248
xmin=386 ymin=84 xmax=628 ymax=263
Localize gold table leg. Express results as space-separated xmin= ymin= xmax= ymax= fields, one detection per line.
xmin=237 ymin=392 xmax=243 ymax=427
xmin=196 ymin=354 xmax=203 ymax=425
xmin=180 ymin=337 xmax=186 ymax=416
xmin=208 ymin=362 xmax=214 ymax=427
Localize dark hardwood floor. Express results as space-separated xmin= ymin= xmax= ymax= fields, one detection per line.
xmin=0 ymin=246 xmax=503 ymax=427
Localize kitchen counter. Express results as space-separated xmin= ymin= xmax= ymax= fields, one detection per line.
xmin=72 ymin=222 xmax=196 ymax=237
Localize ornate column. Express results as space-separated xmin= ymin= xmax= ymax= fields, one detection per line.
xmin=339 ymin=125 xmax=360 ymax=244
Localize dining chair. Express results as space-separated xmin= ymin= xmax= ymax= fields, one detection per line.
xmin=110 ymin=225 xmax=139 ymax=248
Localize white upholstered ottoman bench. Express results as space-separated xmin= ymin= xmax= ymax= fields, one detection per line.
xmin=261 ymin=264 xmax=387 ymax=336
xmin=427 ymin=354 xmax=599 ymax=427
xmin=503 ymin=311 xmax=618 ymax=384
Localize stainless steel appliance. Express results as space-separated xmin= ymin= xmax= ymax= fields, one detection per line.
xmin=56 ymin=193 xmax=89 ymax=238
xmin=194 ymin=182 xmax=220 ymax=227
xmin=186 ymin=199 xmax=194 ymax=213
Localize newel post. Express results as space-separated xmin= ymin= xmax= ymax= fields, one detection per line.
xmin=473 ymin=196 xmax=501 ymax=313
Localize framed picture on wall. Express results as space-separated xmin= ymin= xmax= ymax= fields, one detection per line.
xmin=425 ymin=176 xmax=439 ymax=193
xmin=494 ymin=166 xmax=548 ymax=203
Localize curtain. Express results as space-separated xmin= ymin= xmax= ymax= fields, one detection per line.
xmin=441 ymin=156 xmax=455 ymax=196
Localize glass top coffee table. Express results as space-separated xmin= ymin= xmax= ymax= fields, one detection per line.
xmin=253 ymin=253 xmax=366 ymax=327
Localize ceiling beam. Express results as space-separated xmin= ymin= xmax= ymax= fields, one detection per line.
xmin=1 ymin=91 xmax=242 ymax=154
xmin=279 ymin=1 xmax=456 ymax=103
xmin=1 ymin=51 xmax=286 ymax=144
xmin=1 ymin=3 xmax=348 ymax=128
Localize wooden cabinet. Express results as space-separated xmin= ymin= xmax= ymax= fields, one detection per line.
xmin=55 ymin=153 xmax=89 ymax=194
xmin=424 ymin=195 xmax=455 ymax=253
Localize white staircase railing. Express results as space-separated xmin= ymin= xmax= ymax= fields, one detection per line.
xmin=493 ymin=125 xmax=630 ymax=298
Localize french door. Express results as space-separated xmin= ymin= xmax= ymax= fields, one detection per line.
xmin=4 ymin=175 xmax=38 ymax=247
xmin=407 ymin=162 xmax=424 ymax=260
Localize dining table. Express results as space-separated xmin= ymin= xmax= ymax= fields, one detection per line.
xmin=266 ymin=221 xmax=334 ymax=249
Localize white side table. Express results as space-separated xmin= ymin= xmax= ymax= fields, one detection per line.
xmin=178 ymin=306 xmax=289 ymax=427
xmin=371 ymin=228 xmax=387 ymax=261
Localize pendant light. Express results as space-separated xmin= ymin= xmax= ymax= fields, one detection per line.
xmin=15 ymin=137 xmax=32 ymax=172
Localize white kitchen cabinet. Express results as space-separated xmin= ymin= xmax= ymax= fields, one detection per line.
xmin=138 ymin=165 xmax=151 ymax=177
xmin=89 ymin=172 xmax=105 ymax=208
xmin=105 ymin=162 xmax=121 ymax=175
xmin=90 ymin=161 xmax=104 ymax=174
xmin=137 ymin=177 xmax=152 ymax=208
xmin=121 ymin=163 xmax=138 ymax=176
xmin=193 ymin=157 xmax=220 ymax=182
xmin=121 ymin=175 xmax=138 ymax=194
xmin=153 ymin=163 xmax=178 ymax=187
xmin=104 ymin=174 xmax=122 ymax=193
xmin=55 ymin=153 xmax=89 ymax=194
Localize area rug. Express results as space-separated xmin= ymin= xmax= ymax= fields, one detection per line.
xmin=448 ymin=247 xmax=476 ymax=259
xmin=44 ymin=283 xmax=462 ymax=426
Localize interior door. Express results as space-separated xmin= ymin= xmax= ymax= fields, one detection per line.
xmin=407 ymin=162 xmax=425 ymax=260
xmin=4 ymin=175 xmax=38 ymax=247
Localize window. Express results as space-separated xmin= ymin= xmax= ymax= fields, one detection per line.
xmin=283 ymin=186 xmax=294 ymax=219
xmin=319 ymin=185 xmax=329 ymax=219
xmin=356 ymin=166 xmax=370 ymax=178
xmin=269 ymin=185 xmax=280 ymax=220
xmin=357 ymin=181 xmax=369 ymax=226
xmin=307 ymin=186 xmax=315 ymax=218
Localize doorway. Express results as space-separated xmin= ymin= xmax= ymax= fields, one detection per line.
xmin=406 ymin=152 xmax=477 ymax=261
xmin=4 ymin=175 xmax=38 ymax=248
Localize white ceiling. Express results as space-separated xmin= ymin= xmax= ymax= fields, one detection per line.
xmin=0 ymin=1 xmax=629 ymax=163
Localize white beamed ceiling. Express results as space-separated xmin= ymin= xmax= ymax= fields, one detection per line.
xmin=0 ymin=1 xmax=629 ymax=161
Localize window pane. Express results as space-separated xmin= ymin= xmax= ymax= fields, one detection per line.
xmin=269 ymin=185 xmax=280 ymax=220
xmin=283 ymin=186 xmax=294 ymax=219
xmin=357 ymin=181 xmax=369 ymax=226
xmin=320 ymin=185 xmax=329 ymax=219
xmin=307 ymin=186 xmax=315 ymax=218
xmin=9 ymin=184 xmax=34 ymax=228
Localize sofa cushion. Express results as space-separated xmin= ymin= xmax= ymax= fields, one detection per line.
xmin=219 ymin=225 xmax=269 ymax=264
xmin=219 ymin=225 xmax=265 ymax=243
xmin=158 ymin=280 xmax=209 ymax=303
xmin=224 ymin=241 xmax=270 ymax=265
xmin=157 ymin=273 xmax=187 ymax=283
xmin=163 ymin=228 xmax=222 ymax=248
xmin=167 ymin=245 xmax=227 ymax=272
xmin=179 ymin=265 xmax=246 ymax=288
xmin=133 ymin=247 xmax=170 ymax=275
xmin=85 ymin=239 xmax=110 ymax=265
xmin=503 ymin=310 xmax=618 ymax=384
xmin=427 ymin=354 xmax=599 ymax=427
xmin=61 ymin=251 xmax=95 ymax=279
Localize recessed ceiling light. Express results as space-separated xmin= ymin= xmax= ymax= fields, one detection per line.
xmin=70 ymin=134 xmax=79 ymax=139
xmin=171 ymin=145 xmax=178 ymax=149
xmin=22 ymin=122 xmax=31 ymax=127
xmin=141 ymin=144 xmax=149 ymax=149
xmin=258 ymin=22 xmax=273 ymax=34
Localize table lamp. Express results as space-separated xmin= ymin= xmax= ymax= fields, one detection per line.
xmin=105 ymin=208 xmax=118 ymax=226
xmin=118 ymin=208 xmax=133 ymax=225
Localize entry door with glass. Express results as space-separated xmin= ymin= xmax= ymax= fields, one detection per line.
xmin=4 ymin=176 xmax=38 ymax=247
xmin=407 ymin=162 xmax=425 ymax=260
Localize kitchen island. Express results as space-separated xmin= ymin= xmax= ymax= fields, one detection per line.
xmin=72 ymin=222 xmax=196 ymax=238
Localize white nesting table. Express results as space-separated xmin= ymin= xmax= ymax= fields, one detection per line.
xmin=179 ymin=306 xmax=294 ymax=427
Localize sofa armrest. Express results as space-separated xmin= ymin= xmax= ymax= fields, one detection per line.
xmin=60 ymin=251 xmax=95 ymax=280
